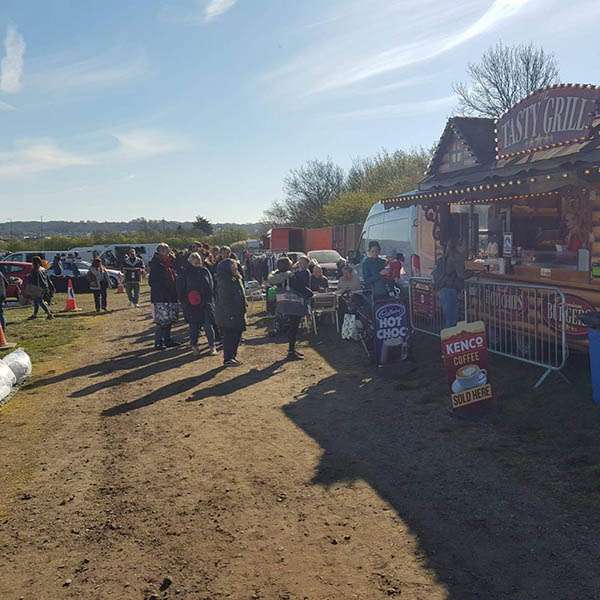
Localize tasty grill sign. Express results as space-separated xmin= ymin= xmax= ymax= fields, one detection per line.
xmin=497 ymin=86 xmax=600 ymax=157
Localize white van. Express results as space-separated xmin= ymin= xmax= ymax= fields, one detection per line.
xmin=99 ymin=244 xmax=160 ymax=268
xmin=357 ymin=202 xmax=436 ymax=276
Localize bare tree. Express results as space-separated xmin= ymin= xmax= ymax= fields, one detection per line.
xmin=452 ymin=42 xmax=559 ymax=118
xmin=264 ymin=158 xmax=345 ymax=227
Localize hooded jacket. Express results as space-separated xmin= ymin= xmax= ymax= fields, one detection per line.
xmin=176 ymin=265 xmax=214 ymax=324
xmin=214 ymin=259 xmax=247 ymax=331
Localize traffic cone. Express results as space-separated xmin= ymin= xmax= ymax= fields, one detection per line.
xmin=63 ymin=278 xmax=82 ymax=312
xmin=0 ymin=324 xmax=16 ymax=350
xmin=116 ymin=274 xmax=125 ymax=294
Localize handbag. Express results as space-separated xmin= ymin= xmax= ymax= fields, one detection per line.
xmin=276 ymin=280 xmax=306 ymax=316
xmin=187 ymin=290 xmax=202 ymax=306
xmin=341 ymin=313 xmax=356 ymax=340
xmin=26 ymin=283 xmax=44 ymax=299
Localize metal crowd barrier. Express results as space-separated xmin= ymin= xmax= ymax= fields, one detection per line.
xmin=408 ymin=277 xmax=569 ymax=388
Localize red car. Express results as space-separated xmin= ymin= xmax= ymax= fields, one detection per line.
xmin=0 ymin=261 xmax=33 ymax=299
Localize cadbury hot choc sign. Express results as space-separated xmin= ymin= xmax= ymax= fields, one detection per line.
xmin=497 ymin=85 xmax=600 ymax=158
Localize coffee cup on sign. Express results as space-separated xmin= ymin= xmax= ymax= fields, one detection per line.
xmin=455 ymin=364 xmax=487 ymax=389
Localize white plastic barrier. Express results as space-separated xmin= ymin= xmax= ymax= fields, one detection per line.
xmin=2 ymin=348 xmax=32 ymax=385
xmin=0 ymin=361 xmax=17 ymax=388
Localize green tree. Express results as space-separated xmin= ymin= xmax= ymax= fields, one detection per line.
xmin=321 ymin=192 xmax=379 ymax=226
xmin=193 ymin=216 xmax=214 ymax=235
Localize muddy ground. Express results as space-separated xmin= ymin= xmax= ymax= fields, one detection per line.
xmin=2 ymin=289 xmax=600 ymax=600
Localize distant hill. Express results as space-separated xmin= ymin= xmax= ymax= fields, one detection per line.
xmin=0 ymin=220 xmax=263 ymax=238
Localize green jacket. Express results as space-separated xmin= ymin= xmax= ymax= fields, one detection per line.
xmin=214 ymin=274 xmax=247 ymax=331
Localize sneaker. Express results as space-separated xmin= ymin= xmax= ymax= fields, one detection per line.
xmin=154 ymin=342 xmax=166 ymax=350
xmin=27 ymin=315 xmax=37 ymax=320
xmin=287 ymin=351 xmax=304 ymax=361
xmin=46 ymin=314 xmax=54 ymax=320
xmin=135 ymin=304 xmax=140 ymax=308
xmin=223 ymin=359 xmax=242 ymax=367
xmin=192 ymin=345 xmax=200 ymax=357
xmin=164 ymin=340 xmax=181 ymax=348
xmin=208 ymin=347 xmax=218 ymax=356
xmin=102 ymin=307 xmax=109 ymax=312
xmin=231 ymin=358 xmax=242 ymax=366
xmin=128 ymin=301 xmax=133 ymax=307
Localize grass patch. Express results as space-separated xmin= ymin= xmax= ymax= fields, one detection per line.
xmin=0 ymin=290 xmax=112 ymax=364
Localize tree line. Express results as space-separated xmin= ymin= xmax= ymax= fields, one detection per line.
xmin=263 ymin=42 xmax=559 ymax=230
xmin=263 ymin=148 xmax=432 ymax=229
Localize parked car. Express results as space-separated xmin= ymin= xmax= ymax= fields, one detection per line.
xmin=0 ymin=261 xmax=32 ymax=299
xmin=47 ymin=260 xmax=122 ymax=292
xmin=307 ymin=250 xmax=343 ymax=276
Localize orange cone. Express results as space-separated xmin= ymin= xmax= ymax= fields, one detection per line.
xmin=0 ymin=324 xmax=16 ymax=350
xmin=117 ymin=274 xmax=125 ymax=294
xmin=63 ymin=278 xmax=82 ymax=312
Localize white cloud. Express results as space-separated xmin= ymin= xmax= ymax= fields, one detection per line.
xmin=204 ymin=0 xmax=237 ymax=22
xmin=160 ymin=0 xmax=237 ymax=24
xmin=0 ymin=129 xmax=188 ymax=179
xmin=0 ymin=140 xmax=91 ymax=178
xmin=329 ymin=95 xmax=456 ymax=121
xmin=265 ymin=0 xmax=532 ymax=98
xmin=0 ymin=100 xmax=16 ymax=110
xmin=27 ymin=48 xmax=146 ymax=91
xmin=1 ymin=25 xmax=25 ymax=93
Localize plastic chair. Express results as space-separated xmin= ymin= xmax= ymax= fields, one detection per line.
xmin=311 ymin=293 xmax=338 ymax=334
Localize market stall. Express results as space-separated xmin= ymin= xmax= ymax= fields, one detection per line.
xmin=384 ymin=84 xmax=600 ymax=351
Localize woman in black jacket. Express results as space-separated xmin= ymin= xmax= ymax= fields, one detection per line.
xmin=148 ymin=243 xmax=180 ymax=349
xmin=214 ymin=258 xmax=247 ymax=367
xmin=176 ymin=252 xmax=217 ymax=357
xmin=26 ymin=256 xmax=54 ymax=320
xmin=283 ymin=256 xmax=313 ymax=360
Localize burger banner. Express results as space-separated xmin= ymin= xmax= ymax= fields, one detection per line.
xmin=374 ymin=300 xmax=409 ymax=366
xmin=441 ymin=320 xmax=493 ymax=412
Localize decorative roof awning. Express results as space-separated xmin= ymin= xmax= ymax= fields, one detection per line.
xmin=382 ymin=84 xmax=600 ymax=210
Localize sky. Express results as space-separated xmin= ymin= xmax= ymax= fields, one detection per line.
xmin=0 ymin=0 xmax=598 ymax=223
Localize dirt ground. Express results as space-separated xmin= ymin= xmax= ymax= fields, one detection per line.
xmin=2 ymin=289 xmax=600 ymax=600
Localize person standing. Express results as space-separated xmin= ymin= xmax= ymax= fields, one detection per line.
xmin=0 ymin=271 xmax=8 ymax=331
xmin=177 ymin=252 xmax=217 ymax=357
xmin=287 ymin=256 xmax=313 ymax=360
xmin=434 ymin=239 xmax=471 ymax=329
xmin=148 ymin=243 xmax=180 ymax=350
xmin=87 ymin=258 xmax=111 ymax=312
xmin=26 ymin=256 xmax=54 ymax=320
xmin=123 ymin=248 xmax=144 ymax=307
xmin=52 ymin=253 xmax=63 ymax=276
xmin=361 ymin=241 xmax=390 ymax=300
xmin=214 ymin=258 xmax=246 ymax=367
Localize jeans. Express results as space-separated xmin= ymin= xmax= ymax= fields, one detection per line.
xmin=438 ymin=288 xmax=459 ymax=329
xmin=93 ymin=285 xmax=108 ymax=311
xmin=189 ymin=310 xmax=216 ymax=349
xmin=33 ymin=297 xmax=51 ymax=316
xmin=222 ymin=328 xmax=242 ymax=362
xmin=0 ymin=302 xmax=5 ymax=331
xmin=287 ymin=315 xmax=302 ymax=352
xmin=125 ymin=282 xmax=139 ymax=305
xmin=155 ymin=323 xmax=173 ymax=346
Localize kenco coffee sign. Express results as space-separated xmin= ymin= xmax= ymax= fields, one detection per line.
xmin=497 ymin=85 xmax=600 ymax=157
xmin=441 ymin=321 xmax=493 ymax=412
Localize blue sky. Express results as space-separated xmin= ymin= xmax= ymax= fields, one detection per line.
xmin=0 ymin=0 xmax=598 ymax=223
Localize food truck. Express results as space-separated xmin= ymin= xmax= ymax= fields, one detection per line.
xmin=383 ymin=83 xmax=600 ymax=352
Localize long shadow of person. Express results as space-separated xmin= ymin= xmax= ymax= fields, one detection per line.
xmin=102 ymin=366 xmax=224 ymax=417
xmin=185 ymin=359 xmax=288 ymax=402
xmin=283 ymin=372 xmax=600 ymax=599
